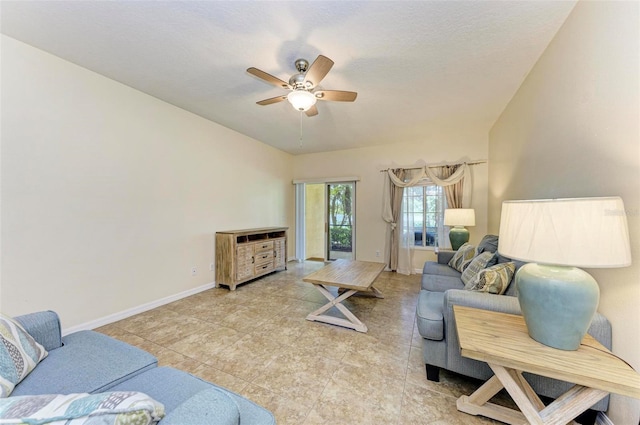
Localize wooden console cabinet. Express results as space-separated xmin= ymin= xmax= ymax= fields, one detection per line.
xmin=215 ymin=227 xmax=288 ymax=290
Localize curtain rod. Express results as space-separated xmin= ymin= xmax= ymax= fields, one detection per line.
xmin=379 ymin=159 xmax=487 ymax=173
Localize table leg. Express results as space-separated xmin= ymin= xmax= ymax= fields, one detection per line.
xmin=457 ymin=363 xmax=609 ymax=425
xmin=370 ymin=286 xmax=384 ymax=298
xmin=306 ymin=284 xmax=368 ymax=332
xmin=457 ymin=375 xmax=528 ymax=424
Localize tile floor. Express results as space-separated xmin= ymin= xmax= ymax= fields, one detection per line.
xmin=97 ymin=261 xmax=502 ymax=425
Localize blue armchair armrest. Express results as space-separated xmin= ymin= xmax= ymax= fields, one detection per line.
xmin=14 ymin=311 xmax=63 ymax=351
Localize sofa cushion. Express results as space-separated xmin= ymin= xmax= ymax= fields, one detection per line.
xmin=465 ymin=262 xmax=516 ymax=295
xmin=477 ymin=235 xmax=499 ymax=254
xmin=161 ymin=389 xmax=240 ymax=425
xmin=421 ymin=272 xmax=464 ymax=292
xmin=460 ymin=252 xmax=497 ymax=286
xmin=0 ymin=313 xmax=48 ymax=397
xmin=422 ymin=261 xmax=462 ymax=278
xmin=448 ymin=243 xmax=477 ymax=272
xmin=416 ymin=291 xmax=445 ymax=341
xmin=12 ymin=331 xmax=157 ymax=396
xmin=109 ymin=367 xmax=276 ymax=425
xmin=0 ymin=391 xmax=165 ymax=424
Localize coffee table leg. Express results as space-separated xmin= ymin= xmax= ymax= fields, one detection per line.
xmin=306 ymin=285 xmax=368 ymax=332
xmin=370 ymin=286 xmax=384 ymax=298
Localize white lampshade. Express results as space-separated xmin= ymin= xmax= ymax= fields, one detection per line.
xmin=444 ymin=209 xmax=476 ymax=227
xmin=498 ymin=197 xmax=631 ymax=268
xmin=287 ymin=90 xmax=317 ymax=111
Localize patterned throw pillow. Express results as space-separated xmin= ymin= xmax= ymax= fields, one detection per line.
xmin=0 ymin=313 xmax=48 ymax=397
xmin=465 ymin=262 xmax=516 ymax=295
xmin=448 ymin=243 xmax=477 ymax=272
xmin=0 ymin=391 xmax=165 ymax=424
xmin=461 ymin=251 xmax=497 ymax=286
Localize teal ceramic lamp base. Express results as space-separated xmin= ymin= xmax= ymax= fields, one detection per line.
xmin=516 ymin=263 xmax=599 ymax=351
xmin=449 ymin=226 xmax=469 ymax=250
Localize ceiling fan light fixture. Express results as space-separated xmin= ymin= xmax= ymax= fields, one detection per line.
xmin=287 ymin=90 xmax=317 ymax=111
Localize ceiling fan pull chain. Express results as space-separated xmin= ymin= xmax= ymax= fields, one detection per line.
xmin=299 ymin=111 xmax=303 ymax=148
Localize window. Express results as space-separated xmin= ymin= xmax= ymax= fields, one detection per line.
xmin=402 ymin=185 xmax=446 ymax=248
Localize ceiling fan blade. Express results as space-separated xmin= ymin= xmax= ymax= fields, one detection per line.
xmin=256 ymin=95 xmax=287 ymax=106
xmin=304 ymin=55 xmax=334 ymax=87
xmin=305 ymin=105 xmax=318 ymax=117
xmin=247 ymin=67 xmax=291 ymax=89
xmin=314 ymin=90 xmax=357 ymax=102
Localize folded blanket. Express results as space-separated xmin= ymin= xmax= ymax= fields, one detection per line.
xmin=0 ymin=391 xmax=165 ymax=425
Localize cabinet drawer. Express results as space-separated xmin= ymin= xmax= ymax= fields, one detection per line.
xmin=254 ymin=250 xmax=273 ymax=264
xmin=254 ymin=241 xmax=274 ymax=253
xmin=255 ymin=261 xmax=274 ymax=275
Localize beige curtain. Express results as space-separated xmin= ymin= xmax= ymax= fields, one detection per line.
xmin=382 ymin=168 xmax=405 ymax=271
xmin=383 ymin=162 xmax=472 ymax=273
xmin=438 ymin=165 xmax=463 ymax=208
xmin=386 ymin=163 xmax=471 ymax=204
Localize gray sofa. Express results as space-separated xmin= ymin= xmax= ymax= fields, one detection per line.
xmin=416 ymin=238 xmax=612 ymax=412
xmin=10 ymin=310 xmax=276 ymax=425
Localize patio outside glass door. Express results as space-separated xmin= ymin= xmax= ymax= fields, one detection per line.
xmin=327 ymin=182 xmax=355 ymax=261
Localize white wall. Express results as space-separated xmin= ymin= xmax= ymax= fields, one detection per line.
xmin=488 ymin=1 xmax=639 ymax=422
xmin=0 ymin=35 xmax=294 ymax=329
xmin=293 ymin=134 xmax=489 ymax=272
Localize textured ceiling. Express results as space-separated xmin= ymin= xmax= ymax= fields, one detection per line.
xmin=1 ymin=1 xmax=576 ymax=155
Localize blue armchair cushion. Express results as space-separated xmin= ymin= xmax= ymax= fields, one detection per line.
xmin=0 ymin=313 xmax=48 ymax=397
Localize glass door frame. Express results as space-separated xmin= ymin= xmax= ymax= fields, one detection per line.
xmin=293 ymin=177 xmax=359 ymax=263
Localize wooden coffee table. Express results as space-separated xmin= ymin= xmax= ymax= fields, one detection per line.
xmin=454 ymin=305 xmax=640 ymax=425
xmin=303 ymin=259 xmax=385 ymax=332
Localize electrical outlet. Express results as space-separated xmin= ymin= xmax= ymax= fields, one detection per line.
xmin=191 ymin=266 xmax=197 ymax=276
xmin=209 ymin=263 xmax=215 ymax=272
xmin=376 ymin=250 xmax=380 ymax=257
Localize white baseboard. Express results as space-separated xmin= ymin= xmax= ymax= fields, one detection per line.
xmin=596 ymin=412 xmax=614 ymax=425
xmin=62 ymin=281 xmax=217 ymax=336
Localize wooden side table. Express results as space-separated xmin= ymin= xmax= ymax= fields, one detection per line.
xmin=453 ymin=305 xmax=640 ymax=425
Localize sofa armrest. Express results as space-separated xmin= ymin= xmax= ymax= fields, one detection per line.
xmin=583 ymin=312 xmax=612 ymax=350
xmin=14 ymin=311 xmax=63 ymax=351
xmin=437 ymin=250 xmax=456 ymax=264
xmin=443 ymin=289 xmax=522 ymax=316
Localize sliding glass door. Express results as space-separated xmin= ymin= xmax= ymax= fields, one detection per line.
xmin=326 ymin=182 xmax=355 ymax=261
xmin=296 ymin=180 xmax=356 ymax=262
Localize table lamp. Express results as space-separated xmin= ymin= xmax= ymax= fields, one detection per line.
xmin=444 ymin=208 xmax=475 ymax=250
xmin=498 ymin=197 xmax=631 ymax=350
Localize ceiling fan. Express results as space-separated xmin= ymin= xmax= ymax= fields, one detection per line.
xmin=247 ymin=55 xmax=357 ymax=117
